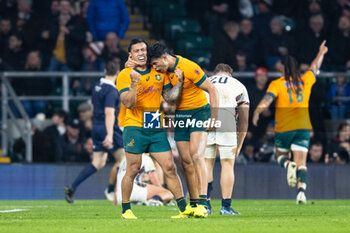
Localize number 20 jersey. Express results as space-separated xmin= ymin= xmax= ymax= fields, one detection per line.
xmin=266 ymin=70 xmax=315 ymax=133
xmin=206 ymin=75 xmax=249 ymax=146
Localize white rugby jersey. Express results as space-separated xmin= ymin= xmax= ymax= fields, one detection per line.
xmin=206 ymin=74 xmax=250 ymax=134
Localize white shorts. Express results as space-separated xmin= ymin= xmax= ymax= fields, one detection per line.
xmin=116 ymin=183 xmax=148 ymax=204
xmin=207 ymin=131 xmax=237 ymax=146
xmin=205 ymin=144 xmax=237 ymax=159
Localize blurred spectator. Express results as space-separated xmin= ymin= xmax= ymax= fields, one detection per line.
xmin=328 ymin=75 xmax=350 ymax=119
xmin=101 ymin=32 xmax=128 ymax=69
xmin=77 ymin=102 xmax=93 ymax=139
xmin=15 ymin=0 xmax=44 ymax=51
xmin=87 ymin=0 xmax=129 ymax=40
xmin=247 ymin=67 xmax=272 ymax=139
xmin=328 ymin=15 xmax=350 ymax=70
xmin=210 ymin=21 xmax=239 ymax=70
xmin=44 ymin=110 xmax=67 ymax=158
xmin=55 ymin=118 xmax=85 ymax=162
xmin=12 ymin=51 xmax=51 ymax=117
xmin=0 ymin=17 xmax=12 ymax=57
xmin=296 ymin=14 xmax=327 ymax=66
xmin=327 ymin=122 xmax=350 ymax=164
xmin=295 ymin=0 xmax=329 ymax=31
xmin=205 ymin=0 xmax=241 ymax=37
xmin=252 ymin=0 xmax=275 ymax=40
xmin=234 ymin=51 xmax=256 ymax=75
xmin=307 ymin=141 xmax=325 ymax=163
xmin=49 ymin=0 xmax=60 ymax=19
xmin=236 ymin=18 xmax=260 ymax=66
xmin=254 ymin=121 xmax=275 ymax=162
xmin=2 ymin=33 xmax=27 ymax=70
xmin=329 ymin=0 xmax=350 ymax=24
xmin=80 ymin=136 xmax=93 ymax=162
xmin=0 ymin=0 xmax=17 ymax=19
xmin=236 ymin=143 xmax=255 ymax=164
xmin=42 ymin=0 xmax=86 ymax=73
xmin=13 ymin=115 xmax=51 ymax=162
xmin=264 ymin=16 xmax=296 ymax=70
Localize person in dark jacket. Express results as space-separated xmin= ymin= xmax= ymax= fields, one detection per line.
xmin=2 ymin=33 xmax=27 ymax=71
xmin=41 ymin=0 xmax=87 ymax=72
xmin=263 ymin=16 xmax=296 ymax=70
xmin=236 ymin=18 xmax=260 ymax=66
xmin=87 ymin=0 xmax=129 ymax=40
xmin=296 ymin=14 xmax=327 ymax=66
xmin=328 ymin=75 xmax=350 ymax=119
xmin=210 ymin=21 xmax=239 ymax=70
xmin=328 ymin=15 xmax=350 ymax=70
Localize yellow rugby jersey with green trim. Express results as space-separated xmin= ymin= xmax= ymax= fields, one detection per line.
xmin=168 ymin=55 xmax=208 ymax=110
xmin=117 ymin=67 xmax=171 ymax=127
xmin=266 ymin=70 xmax=316 ymax=132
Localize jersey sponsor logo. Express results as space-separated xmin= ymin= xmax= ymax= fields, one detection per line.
xmin=146 ymin=76 xmax=150 ymax=81
xmin=155 ymin=74 xmax=161 ymax=81
xmin=127 ymin=139 xmax=135 ymax=147
xmin=143 ymin=110 xmax=162 ymax=128
xmin=137 ymin=85 xmax=161 ymax=96
xmin=194 ymin=69 xmax=200 ymax=75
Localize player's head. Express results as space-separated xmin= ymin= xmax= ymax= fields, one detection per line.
xmin=213 ymin=63 xmax=233 ymax=77
xmin=105 ymin=61 xmax=119 ymax=76
xmin=148 ymin=41 xmax=170 ymax=73
xmin=128 ymin=38 xmax=148 ymax=66
xmin=281 ymin=55 xmax=303 ymax=90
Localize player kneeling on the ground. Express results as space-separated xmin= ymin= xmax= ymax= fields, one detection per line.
xmin=114 ymin=154 xmax=174 ymax=206
xmin=205 ymin=64 xmax=249 ymax=215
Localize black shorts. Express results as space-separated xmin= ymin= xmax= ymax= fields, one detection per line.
xmin=92 ymin=124 xmax=123 ymax=152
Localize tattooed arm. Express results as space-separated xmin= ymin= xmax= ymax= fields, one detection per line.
xmin=162 ymin=68 xmax=184 ymax=103
xmin=252 ymin=94 xmax=274 ymax=127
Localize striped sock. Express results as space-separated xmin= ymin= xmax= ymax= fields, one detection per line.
xmin=297 ymin=166 xmax=308 ymax=189
xmin=277 ymin=155 xmax=290 ymax=168
xmin=198 ymin=195 xmax=207 ymax=206
xmin=176 ymin=197 xmax=187 ymax=212
xmin=190 ymin=199 xmax=198 ymax=207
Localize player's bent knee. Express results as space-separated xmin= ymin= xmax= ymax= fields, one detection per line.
xmin=92 ymin=159 xmax=106 ymax=170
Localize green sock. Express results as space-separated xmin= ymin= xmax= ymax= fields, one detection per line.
xmin=107 ymin=184 xmax=115 ymax=193
xmin=277 ymin=155 xmax=290 ymax=168
xmin=297 ymin=166 xmax=308 ymax=186
xmin=190 ymin=198 xmax=198 ymax=207
xmin=122 ymin=202 xmax=131 ymax=213
xmin=176 ymin=197 xmax=187 ymax=212
xmin=198 ymin=195 xmax=207 ymax=206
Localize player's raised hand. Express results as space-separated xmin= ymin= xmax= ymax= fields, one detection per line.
xmin=102 ymin=134 xmax=113 ymax=148
xmin=130 ymin=69 xmax=141 ymax=86
xmin=174 ymin=68 xmax=184 ymax=83
xmin=125 ymin=55 xmax=143 ymax=68
xmin=319 ymin=40 xmax=328 ymax=55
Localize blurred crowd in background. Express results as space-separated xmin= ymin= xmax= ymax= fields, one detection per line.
xmin=0 ymin=0 xmax=350 ymax=164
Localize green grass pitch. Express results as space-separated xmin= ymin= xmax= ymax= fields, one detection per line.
xmin=1 ymin=200 xmax=349 ymax=233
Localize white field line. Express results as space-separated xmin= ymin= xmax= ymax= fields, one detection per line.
xmin=0 ymin=209 xmax=27 ymax=213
